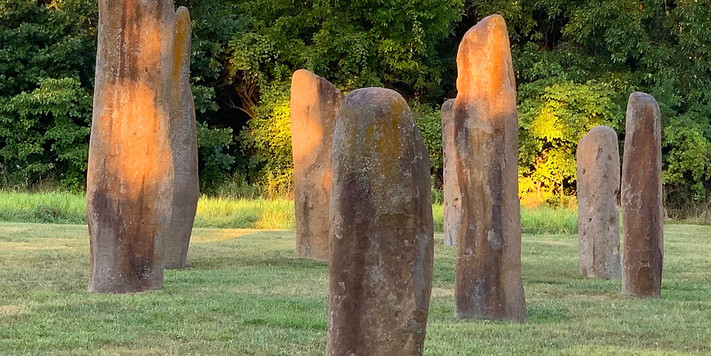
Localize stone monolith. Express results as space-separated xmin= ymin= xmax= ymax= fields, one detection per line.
xmin=164 ymin=6 xmax=199 ymax=269
xmin=453 ymin=14 xmax=526 ymax=322
xmin=291 ymin=69 xmax=344 ymax=260
xmin=621 ymin=92 xmax=664 ymax=298
xmin=442 ymin=99 xmax=461 ymax=246
xmin=87 ymin=0 xmax=176 ymax=293
xmin=328 ymin=88 xmax=434 ymax=355
xmin=577 ymin=126 xmax=621 ymax=279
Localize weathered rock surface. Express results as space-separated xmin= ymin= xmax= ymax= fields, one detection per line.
xmin=442 ymin=99 xmax=460 ymax=246
xmin=621 ymin=92 xmax=664 ymax=298
xmin=453 ymin=14 xmax=526 ymax=322
xmin=327 ymin=88 xmax=434 ymax=355
xmin=87 ymin=0 xmax=176 ymax=293
xmin=290 ymin=69 xmax=343 ymax=260
xmin=164 ymin=6 xmax=199 ymax=270
xmin=577 ymin=126 xmax=621 ymax=279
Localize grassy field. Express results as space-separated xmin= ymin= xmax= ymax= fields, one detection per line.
xmin=0 ymin=191 xmax=578 ymax=235
xmin=0 ymin=223 xmax=709 ymax=355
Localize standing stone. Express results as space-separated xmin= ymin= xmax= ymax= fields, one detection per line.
xmin=442 ymin=99 xmax=461 ymax=246
xmin=164 ymin=7 xmax=199 ymax=269
xmin=87 ymin=0 xmax=176 ymax=293
xmin=453 ymin=14 xmax=526 ymax=322
xmin=328 ymin=88 xmax=434 ymax=355
xmin=621 ymin=92 xmax=664 ymax=298
xmin=291 ymin=70 xmax=344 ymax=260
xmin=577 ymin=126 xmax=621 ymax=279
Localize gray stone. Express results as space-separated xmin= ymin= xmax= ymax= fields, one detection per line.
xmin=577 ymin=125 xmax=621 ymax=279
xmin=442 ymin=99 xmax=460 ymax=246
xmin=621 ymin=92 xmax=664 ymax=298
xmin=290 ymin=69 xmax=343 ymax=260
xmin=328 ymin=88 xmax=434 ymax=355
xmin=453 ymin=14 xmax=526 ymax=322
xmin=164 ymin=6 xmax=199 ymax=270
xmin=87 ymin=0 xmax=176 ymax=293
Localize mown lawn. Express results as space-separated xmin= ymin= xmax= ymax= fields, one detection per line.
xmin=0 ymin=223 xmax=710 ymax=355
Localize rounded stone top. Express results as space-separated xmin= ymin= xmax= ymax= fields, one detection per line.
xmin=587 ymin=125 xmax=618 ymax=138
xmin=176 ymin=6 xmax=190 ymax=18
xmin=441 ymin=98 xmax=455 ymax=112
xmin=341 ymin=87 xmax=408 ymax=118
xmin=292 ymin=69 xmax=319 ymax=82
xmin=628 ymin=91 xmax=658 ymax=106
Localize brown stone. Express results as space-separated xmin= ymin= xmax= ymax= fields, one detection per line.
xmin=290 ymin=70 xmax=344 ymax=260
xmin=577 ymin=126 xmax=621 ymax=279
xmin=328 ymin=88 xmax=434 ymax=355
xmin=86 ymin=0 xmax=176 ymax=293
xmin=164 ymin=7 xmax=199 ymax=270
xmin=442 ymin=99 xmax=461 ymax=246
xmin=621 ymin=92 xmax=664 ymax=298
xmin=453 ymin=14 xmax=526 ymax=322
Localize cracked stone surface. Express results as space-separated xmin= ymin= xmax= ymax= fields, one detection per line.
xmin=453 ymin=14 xmax=526 ymax=322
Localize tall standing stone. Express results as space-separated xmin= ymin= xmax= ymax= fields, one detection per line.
xmin=328 ymin=88 xmax=434 ymax=355
xmin=453 ymin=14 xmax=526 ymax=322
xmin=87 ymin=0 xmax=176 ymax=293
xmin=442 ymin=99 xmax=461 ymax=246
xmin=290 ymin=69 xmax=344 ymax=260
xmin=577 ymin=126 xmax=621 ymax=279
xmin=621 ymin=92 xmax=664 ymax=298
xmin=164 ymin=7 xmax=199 ymax=269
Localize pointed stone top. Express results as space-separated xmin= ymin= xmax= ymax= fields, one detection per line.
xmin=456 ymin=14 xmax=515 ymax=100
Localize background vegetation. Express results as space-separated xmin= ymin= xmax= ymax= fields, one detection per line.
xmin=1 ymin=0 xmax=710 ymax=217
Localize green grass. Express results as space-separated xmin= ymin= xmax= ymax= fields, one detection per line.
xmin=0 ymin=223 xmax=709 ymax=355
xmin=0 ymin=191 xmax=577 ymax=234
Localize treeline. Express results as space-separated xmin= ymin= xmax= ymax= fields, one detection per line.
xmin=1 ymin=0 xmax=710 ymax=214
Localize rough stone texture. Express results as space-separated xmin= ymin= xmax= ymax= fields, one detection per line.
xmin=164 ymin=7 xmax=199 ymax=270
xmin=328 ymin=88 xmax=434 ymax=356
xmin=577 ymin=126 xmax=621 ymax=279
xmin=453 ymin=14 xmax=526 ymax=322
xmin=87 ymin=0 xmax=176 ymax=293
xmin=621 ymin=92 xmax=664 ymax=298
xmin=290 ymin=69 xmax=343 ymax=260
xmin=442 ymin=99 xmax=461 ymax=246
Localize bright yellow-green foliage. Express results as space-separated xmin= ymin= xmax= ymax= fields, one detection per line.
xmin=1 ymin=223 xmax=710 ymax=354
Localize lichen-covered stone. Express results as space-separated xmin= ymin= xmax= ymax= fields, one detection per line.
xmin=442 ymin=99 xmax=460 ymax=246
xmin=453 ymin=14 xmax=526 ymax=322
xmin=87 ymin=0 xmax=176 ymax=293
xmin=164 ymin=6 xmax=199 ymax=270
xmin=621 ymin=92 xmax=664 ymax=298
xmin=577 ymin=126 xmax=621 ymax=279
xmin=290 ymin=69 xmax=343 ymax=260
xmin=328 ymin=88 xmax=434 ymax=355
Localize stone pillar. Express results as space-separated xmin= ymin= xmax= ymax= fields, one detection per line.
xmin=577 ymin=126 xmax=621 ymax=279
xmin=621 ymin=92 xmax=664 ymax=298
xmin=328 ymin=88 xmax=434 ymax=355
xmin=453 ymin=14 xmax=526 ymax=322
xmin=290 ymin=69 xmax=344 ymax=261
xmin=164 ymin=6 xmax=199 ymax=270
xmin=87 ymin=0 xmax=176 ymax=293
xmin=442 ymin=99 xmax=460 ymax=246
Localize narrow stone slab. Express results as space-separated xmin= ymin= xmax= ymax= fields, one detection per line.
xmin=87 ymin=0 xmax=176 ymax=293
xmin=442 ymin=99 xmax=460 ymax=246
xmin=328 ymin=88 xmax=434 ymax=355
xmin=290 ymin=69 xmax=344 ymax=260
xmin=577 ymin=126 xmax=621 ymax=279
xmin=621 ymin=92 xmax=664 ymax=298
xmin=165 ymin=6 xmax=199 ymax=270
xmin=453 ymin=14 xmax=526 ymax=322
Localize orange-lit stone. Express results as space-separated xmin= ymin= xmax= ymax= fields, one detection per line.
xmin=328 ymin=88 xmax=434 ymax=356
xmin=290 ymin=70 xmax=343 ymax=260
xmin=87 ymin=0 xmax=176 ymax=293
xmin=621 ymin=92 xmax=663 ymax=298
xmin=164 ymin=6 xmax=199 ymax=270
xmin=441 ymin=99 xmax=460 ymax=246
xmin=453 ymin=15 xmax=526 ymax=322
